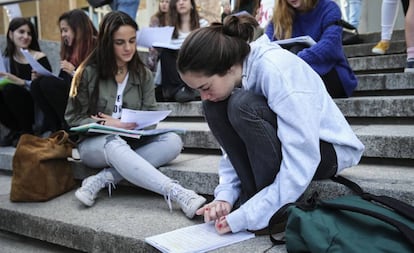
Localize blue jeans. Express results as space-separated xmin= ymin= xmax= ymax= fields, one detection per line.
xmin=343 ymin=0 xmax=362 ymax=28
xmin=77 ymin=132 xmax=182 ymax=195
xmin=203 ymin=89 xmax=337 ymax=203
xmin=110 ymin=0 xmax=140 ymax=20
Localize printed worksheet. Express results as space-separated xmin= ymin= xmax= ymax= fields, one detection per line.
xmin=145 ymin=222 xmax=255 ymax=253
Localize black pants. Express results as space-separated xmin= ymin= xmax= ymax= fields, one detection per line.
xmin=30 ymin=73 xmax=71 ymax=132
xmin=203 ymin=90 xmax=338 ymax=203
xmin=159 ymin=48 xmax=184 ymax=99
xmin=0 ymin=84 xmax=34 ymax=133
xmin=321 ymin=68 xmax=347 ymax=98
xmin=159 ymin=48 xmax=199 ymax=102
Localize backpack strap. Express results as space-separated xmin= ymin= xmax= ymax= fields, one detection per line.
xmin=319 ymin=199 xmax=414 ymax=247
xmin=331 ymin=175 xmax=414 ymax=221
xmin=268 ymin=192 xmax=319 ymax=244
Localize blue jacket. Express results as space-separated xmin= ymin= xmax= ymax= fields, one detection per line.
xmin=265 ymin=0 xmax=357 ymax=97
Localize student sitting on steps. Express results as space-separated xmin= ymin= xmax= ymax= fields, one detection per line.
xmin=65 ymin=11 xmax=206 ymax=219
xmin=0 ymin=17 xmax=52 ymax=147
xmin=31 ymin=9 xmax=97 ymax=134
xmin=265 ymin=0 xmax=358 ymax=98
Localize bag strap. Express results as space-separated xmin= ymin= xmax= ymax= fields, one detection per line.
xmin=325 ymin=19 xmax=358 ymax=33
xmin=319 ymin=199 xmax=414 ymax=247
xmin=331 ymin=175 xmax=414 ymax=221
xmin=268 ymin=192 xmax=319 ymax=244
xmin=50 ymin=130 xmax=75 ymax=147
xmin=335 ymin=19 xmax=358 ymax=32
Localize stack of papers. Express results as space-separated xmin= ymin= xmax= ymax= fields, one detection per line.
xmin=70 ymin=110 xmax=185 ymax=139
xmin=145 ymin=222 xmax=255 ymax=253
xmin=273 ymin=35 xmax=316 ymax=49
xmin=70 ymin=123 xmax=184 ymax=139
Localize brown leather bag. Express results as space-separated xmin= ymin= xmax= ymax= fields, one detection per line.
xmin=10 ymin=130 xmax=76 ymax=202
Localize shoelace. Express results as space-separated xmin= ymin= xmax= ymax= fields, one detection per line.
xmin=107 ymin=182 xmax=116 ymax=197
xmin=164 ymin=184 xmax=195 ymax=213
xmin=83 ymin=176 xmax=116 ymax=197
xmin=164 ymin=186 xmax=176 ymax=212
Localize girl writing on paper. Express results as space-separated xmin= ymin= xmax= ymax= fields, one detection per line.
xmin=65 ymin=11 xmax=206 ymax=218
xmin=265 ymin=0 xmax=357 ymax=98
xmin=176 ymin=14 xmax=364 ymax=234
xmin=30 ymin=9 xmax=97 ymax=134
xmin=0 ymin=17 xmax=52 ymax=146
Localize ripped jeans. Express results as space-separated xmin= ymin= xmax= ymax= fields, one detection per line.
xmin=77 ymin=132 xmax=183 ymax=195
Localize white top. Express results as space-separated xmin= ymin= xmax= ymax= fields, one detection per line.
xmin=112 ymin=72 xmax=128 ymax=119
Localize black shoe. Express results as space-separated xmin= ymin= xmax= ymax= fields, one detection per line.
xmin=0 ymin=130 xmax=19 ymax=147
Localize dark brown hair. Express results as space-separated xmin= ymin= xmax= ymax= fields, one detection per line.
xmin=70 ymin=11 xmax=147 ymax=114
xmin=5 ymin=17 xmax=41 ymax=76
xmin=58 ymin=9 xmax=97 ymax=67
xmin=169 ymin=0 xmax=200 ymax=38
xmin=177 ymin=14 xmax=258 ymax=76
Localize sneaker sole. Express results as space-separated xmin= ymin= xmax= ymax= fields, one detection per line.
xmin=372 ymin=48 xmax=386 ymax=55
xmin=75 ymin=189 xmax=95 ymax=207
xmin=405 ymin=68 xmax=414 ymax=73
xmin=184 ymin=196 xmax=207 ymax=219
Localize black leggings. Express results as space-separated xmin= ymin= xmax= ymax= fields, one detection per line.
xmin=30 ymin=74 xmax=71 ymax=132
xmin=0 ymin=84 xmax=34 ymax=133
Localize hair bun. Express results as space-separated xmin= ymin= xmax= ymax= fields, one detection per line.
xmin=222 ymin=14 xmax=259 ymax=42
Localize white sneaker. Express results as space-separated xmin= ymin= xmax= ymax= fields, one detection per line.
xmin=75 ymin=170 xmax=115 ymax=207
xmin=164 ymin=182 xmax=206 ymax=219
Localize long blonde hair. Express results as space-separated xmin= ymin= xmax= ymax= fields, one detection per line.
xmin=272 ymin=0 xmax=318 ymax=39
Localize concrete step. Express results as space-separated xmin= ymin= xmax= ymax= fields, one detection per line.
xmin=355 ymin=73 xmax=414 ymax=93
xmin=357 ymin=29 xmax=405 ymax=44
xmin=0 ymin=230 xmax=81 ymax=253
xmin=1 ymin=149 xmax=414 ymax=199
xmin=344 ymin=40 xmax=406 ymax=58
xmin=0 ymin=171 xmax=286 ymax=253
xmin=157 ymin=122 xmax=414 ymax=160
xmin=1 ymin=155 xmax=413 ymax=253
xmin=158 ymin=94 xmax=414 ymax=119
xmin=0 ymin=124 xmax=413 ymax=174
xmin=349 ymin=53 xmax=407 ymax=73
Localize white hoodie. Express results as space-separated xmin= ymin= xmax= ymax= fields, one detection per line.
xmin=214 ymin=35 xmax=365 ymax=232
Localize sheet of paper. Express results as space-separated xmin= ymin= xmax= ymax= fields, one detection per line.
xmin=137 ymin=26 xmax=174 ymax=48
xmin=273 ymin=35 xmax=316 ymax=46
xmin=145 ymin=222 xmax=255 ymax=253
xmin=120 ymin=109 xmax=171 ymax=130
xmin=20 ymin=48 xmax=61 ymax=79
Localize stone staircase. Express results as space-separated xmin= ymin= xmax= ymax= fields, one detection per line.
xmin=0 ymin=30 xmax=413 ymax=252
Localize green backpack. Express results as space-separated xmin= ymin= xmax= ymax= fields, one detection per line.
xmin=268 ymin=176 xmax=414 ymax=253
